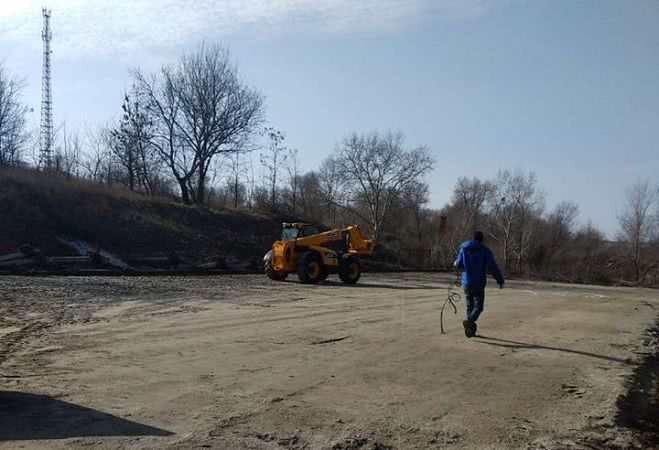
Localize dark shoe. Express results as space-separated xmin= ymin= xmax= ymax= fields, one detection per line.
xmin=471 ymin=322 xmax=477 ymax=337
xmin=463 ymin=320 xmax=475 ymax=338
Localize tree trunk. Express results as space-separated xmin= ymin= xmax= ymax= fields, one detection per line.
xmin=128 ymin=158 xmax=135 ymax=191
xmin=234 ymin=175 xmax=239 ymax=208
xmin=372 ymin=221 xmax=381 ymax=244
xmin=178 ymin=179 xmax=191 ymax=204
xmin=196 ymin=165 xmax=206 ymax=206
xmin=270 ymin=182 xmax=276 ymax=211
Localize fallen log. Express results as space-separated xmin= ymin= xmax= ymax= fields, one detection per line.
xmin=125 ymin=255 xmax=180 ymax=269
xmin=0 ymin=258 xmax=35 ymax=269
xmin=45 ymin=256 xmax=92 ymax=265
xmin=197 ymin=255 xmax=228 ymax=271
xmin=126 ymin=257 xmax=171 ymax=264
xmin=0 ymin=253 xmax=24 ymax=263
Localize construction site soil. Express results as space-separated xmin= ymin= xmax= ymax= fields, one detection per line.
xmin=0 ymin=273 xmax=657 ymax=449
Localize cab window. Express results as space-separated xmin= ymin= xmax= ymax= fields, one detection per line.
xmin=301 ymin=225 xmax=319 ymax=237
xmin=281 ymin=227 xmax=299 ymax=241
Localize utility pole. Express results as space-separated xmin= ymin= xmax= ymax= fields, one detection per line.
xmin=40 ymin=7 xmax=53 ymax=170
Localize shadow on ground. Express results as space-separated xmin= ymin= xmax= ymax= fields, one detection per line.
xmin=615 ymin=321 xmax=659 ymax=446
xmin=474 ymin=335 xmax=632 ymax=365
xmin=0 ymin=390 xmax=173 ymax=441
xmin=320 ymin=280 xmax=439 ymax=290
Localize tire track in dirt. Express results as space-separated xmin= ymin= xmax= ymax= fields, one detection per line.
xmin=0 ymin=298 xmax=100 ymax=371
xmin=0 ymin=322 xmax=52 ymax=366
xmin=122 ymin=295 xmax=444 ymax=339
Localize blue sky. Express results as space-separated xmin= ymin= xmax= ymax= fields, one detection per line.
xmin=1 ymin=0 xmax=658 ymax=236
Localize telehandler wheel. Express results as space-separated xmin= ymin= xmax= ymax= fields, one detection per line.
xmin=298 ymin=252 xmax=324 ymax=284
xmin=339 ymin=256 xmax=361 ymax=284
xmin=265 ymin=262 xmax=287 ymax=281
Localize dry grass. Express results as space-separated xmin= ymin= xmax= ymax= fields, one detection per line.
xmin=0 ymin=167 xmax=286 ymax=264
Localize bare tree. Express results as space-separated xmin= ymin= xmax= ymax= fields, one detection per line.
xmin=21 ymin=121 xmax=41 ymax=167
xmin=80 ymin=125 xmax=115 ymax=183
xmin=246 ymin=153 xmax=257 ymax=209
xmin=402 ymin=181 xmax=430 ymax=251
xmin=133 ymin=69 xmax=192 ymax=200
xmin=332 ymin=131 xmax=434 ymax=242
xmin=176 ymin=45 xmax=263 ymax=204
xmin=450 ymin=176 xmax=491 ymax=243
xmin=487 ymin=170 xmax=544 ymax=274
xmin=226 ymin=151 xmax=248 ymax=208
xmin=286 ymin=148 xmax=300 ymax=215
xmin=53 ymin=123 xmax=82 ymax=177
xmin=544 ymin=200 xmax=579 ymax=269
xmin=0 ymin=64 xmax=28 ymax=167
xmin=260 ymin=127 xmax=288 ymax=210
xmin=618 ymin=180 xmax=657 ymax=282
xmin=133 ymin=44 xmax=263 ymax=205
xmin=110 ymin=90 xmax=161 ymax=193
xmin=297 ymin=171 xmax=323 ymax=220
xmin=318 ymin=157 xmax=345 ymax=225
xmin=571 ymin=220 xmax=607 ymax=283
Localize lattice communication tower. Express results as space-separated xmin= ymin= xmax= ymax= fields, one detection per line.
xmin=40 ymin=8 xmax=53 ymax=169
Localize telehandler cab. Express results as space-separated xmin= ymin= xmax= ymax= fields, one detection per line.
xmin=263 ymin=223 xmax=374 ymax=284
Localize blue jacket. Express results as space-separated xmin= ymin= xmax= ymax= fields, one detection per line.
xmin=454 ymin=240 xmax=504 ymax=289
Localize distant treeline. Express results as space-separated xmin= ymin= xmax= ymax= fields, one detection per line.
xmin=1 ymin=46 xmax=657 ymax=286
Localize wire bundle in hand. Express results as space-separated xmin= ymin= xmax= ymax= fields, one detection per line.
xmin=440 ymin=274 xmax=462 ymax=334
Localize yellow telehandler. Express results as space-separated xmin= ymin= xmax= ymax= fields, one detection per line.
xmin=263 ymin=223 xmax=374 ymax=284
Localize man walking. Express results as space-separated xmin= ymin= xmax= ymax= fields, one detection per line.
xmin=454 ymin=231 xmax=504 ymax=338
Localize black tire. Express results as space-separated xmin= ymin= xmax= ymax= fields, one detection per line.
xmin=318 ymin=270 xmax=329 ymax=282
xmin=298 ymin=252 xmax=324 ymax=284
xmin=265 ymin=261 xmax=287 ymax=281
xmin=339 ymin=256 xmax=361 ymax=284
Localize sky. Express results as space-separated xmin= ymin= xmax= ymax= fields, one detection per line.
xmin=1 ymin=0 xmax=658 ymax=236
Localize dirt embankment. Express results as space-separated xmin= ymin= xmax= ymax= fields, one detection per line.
xmin=0 ymin=168 xmax=288 ymax=264
xmin=0 ymin=273 xmax=657 ymax=449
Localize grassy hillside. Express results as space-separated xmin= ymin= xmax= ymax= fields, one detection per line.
xmin=0 ymin=168 xmax=289 ymax=266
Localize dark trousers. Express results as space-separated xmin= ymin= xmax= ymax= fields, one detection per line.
xmin=464 ymin=286 xmax=485 ymax=323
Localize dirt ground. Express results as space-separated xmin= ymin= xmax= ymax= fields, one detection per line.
xmin=0 ymin=273 xmax=657 ymax=450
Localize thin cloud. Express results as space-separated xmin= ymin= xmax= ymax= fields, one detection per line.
xmin=0 ymin=0 xmax=492 ymax=59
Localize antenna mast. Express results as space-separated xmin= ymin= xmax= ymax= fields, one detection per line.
xmin=40 ymin=7 xmax=53 ymax=170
